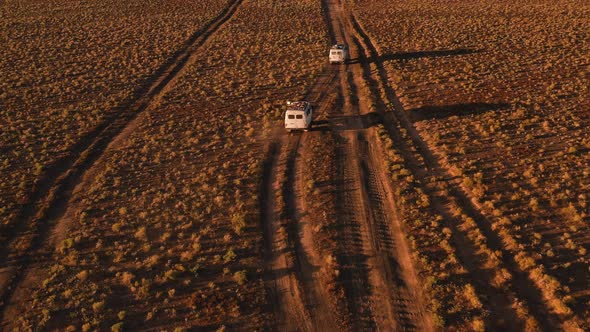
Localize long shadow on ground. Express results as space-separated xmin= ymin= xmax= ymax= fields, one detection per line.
xmin=409 ymin=102 xmax=511 ymax=121
xmin=348 ymin=48 xmax=481 ymax=64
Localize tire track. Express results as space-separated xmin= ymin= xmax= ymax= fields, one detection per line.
xmin=331 ymin=74 xmax=427 ymax=331
xmin=334 ymin=82 xmax=428 ymax=331
xmin=325 ymin=1 xmax=384 ymax=328
xmin=339 ymin=0 xmax=433 ymax=329
xmin=346 ymin=5 xmax=580 ymax=330
xmin=331 ymin=91 xmax=377 ymax=331
xmin=0 ymin=0 xmax=245 ymax=321
xmin=263 ymin=134 xmax=314 ymax=332
xmin=261 ymin=140 xmax=312 ymax=332
xmin=358 ymin=134 xmax=422 ymax=331
xmin=264 ymin=132 xmax=338 ymax=332
xmin=261 ymin=61 xmax=341 ymax=331
xmin=273 ymin=97 xmax=341 ymax=331
xmin=323 ymin=0 xmax=431 ymax=329
xmin=289 ymin=133 xmax=340 ymax=332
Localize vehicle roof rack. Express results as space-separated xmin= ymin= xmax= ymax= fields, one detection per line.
xmin=286 ymin=101 xmax=309 ymax=111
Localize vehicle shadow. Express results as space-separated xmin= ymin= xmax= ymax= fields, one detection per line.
xmin=307 ymin=119 xmax=330 ymax=132
xmin=348 ymin=48 xmax=480 ymax=64
xmin=409 ymin=102 xmax=510 ymax=121
xmin=312 ymin=112 xmax=381 ymax=132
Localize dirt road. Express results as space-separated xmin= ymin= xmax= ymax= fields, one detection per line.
xmin=262 ymin=0 xmax=433 ymax=330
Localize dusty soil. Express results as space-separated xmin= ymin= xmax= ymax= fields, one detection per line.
xmin=0 ymin=0 xmax=245 ymax=323
xmin=2 ymin=0 xmax=588 ymax=331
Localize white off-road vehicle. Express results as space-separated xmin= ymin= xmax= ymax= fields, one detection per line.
xmin=329 ymin=44 xmax=349 ymax=64
xmin=284 ymin=101 xmax=313 ymax=132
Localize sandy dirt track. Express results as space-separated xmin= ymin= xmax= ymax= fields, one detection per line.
xmin=261 ymin=0 xmax=433 ymax=330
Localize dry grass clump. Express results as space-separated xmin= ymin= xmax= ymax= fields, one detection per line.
xmin=13 ymin=0 xmax=326 ymax=330
xmin=356 ymin=0 xmax=589 ymax=327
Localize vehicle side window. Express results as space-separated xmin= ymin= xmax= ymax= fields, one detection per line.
xmin=296 ymin=115 xmax=303 ymax=119
xmin=288 ymin=115 xmax=295 ymax=119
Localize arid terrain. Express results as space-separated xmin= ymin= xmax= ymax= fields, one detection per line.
xmin=1 ymin=0 xmax=589 ymax=331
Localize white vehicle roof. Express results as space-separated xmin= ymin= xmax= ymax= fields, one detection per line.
xmin=286 ymin=101 xmax=311 ymax=112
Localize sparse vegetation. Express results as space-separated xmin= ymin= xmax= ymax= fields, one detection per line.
xmin=0 ymin=0 xmax=232 ymax=251
xmin=8 ymin=0 xmax=326 ymax=330
xmin=3 ymin=0 xmax=589 ymax=330
xmin=356 ymin=0 xmax=590 ymax=328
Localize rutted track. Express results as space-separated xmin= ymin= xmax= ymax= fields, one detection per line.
xmin=332 ymin=65 xmax=428 ymax=332
xmin=263 ymin=134 xmax=313 ymax=332
xmin=0 ymin=0 xmax=244 ymax=322
xmin=359 ymin=134 xmax=422 ymax=331
xmin=332 ymin=129 xmax=376 ymax=331
xmin=261 ymin=62 xmax=340 ymax=331
xmin=324 ymin=0 xmax=432 ymax=330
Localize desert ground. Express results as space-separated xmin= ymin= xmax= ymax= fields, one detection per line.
xmin=1 ymin=0 xmax=589 ymax=330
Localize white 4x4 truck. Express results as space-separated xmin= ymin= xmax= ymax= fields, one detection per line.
xmin=329 ymin=44 xmax=349 ymax=64
xmin=284 ymin=101 xmax=313 ymax=132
